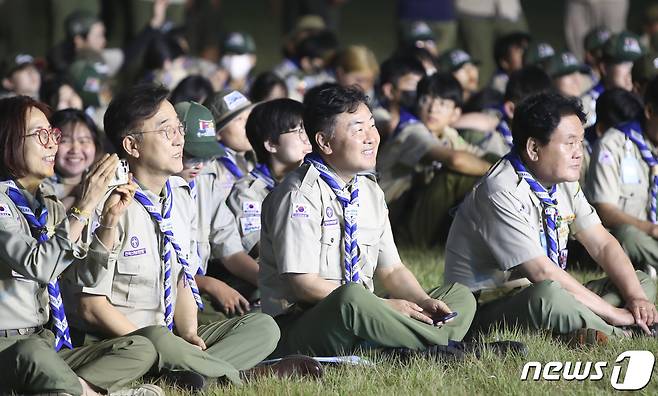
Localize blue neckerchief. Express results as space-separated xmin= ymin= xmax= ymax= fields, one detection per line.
xmin=249 ymin=163 xmax=276 ymax=191
xmin=1 ymin=180 xmax=72 ymax=350
xmin=304 ymin=153 xmax=360 ymax=282
xmin=392 ymin=108 xmax=421 ymax=139
xmin=218 ymin=144 xmax=245 ymax=179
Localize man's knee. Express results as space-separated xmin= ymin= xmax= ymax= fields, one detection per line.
xmin=238 ymin=313 xmax=281 ymax=349
xmin=13 ymin=338 xmax=50 ymax=362
xmin=115 ymin=335 xmax=158 ymax=361
xmin=132 ymin=325 xmax=173 ymax=348
xmin=635 ymin=270 xmax=657 ymax=302
xmin=332 ymin=283 xmax=373 ymax=306
xmin=525 ymin=280 xmax=573 ymax=318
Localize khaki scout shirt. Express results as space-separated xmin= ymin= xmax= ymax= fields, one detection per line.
xmin=193 ymin=161 xmax=244 ymax=273
xmin=444 ymin=159 xmax=600 ymax=292
xmin=377 ymin=121 xmax=441 ymax=203
xmin=586 ymin=128 xmax=653 ymax=221
xmin=259 ymin=163 xmax=402 ymax=317
xmin=226 ymin=173 xmax=270 ymax=253
xmin=69 ymin=177 xmax=198 ymax=330
xmin=0 ymin=182 xmax=108 ymax=330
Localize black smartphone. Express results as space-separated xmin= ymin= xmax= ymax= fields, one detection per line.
xmin=434 ymin=311 xmax=458 ymax=325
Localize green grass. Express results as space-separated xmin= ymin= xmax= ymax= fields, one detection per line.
xmin=156 ymin=248 xmax=658 ymax=395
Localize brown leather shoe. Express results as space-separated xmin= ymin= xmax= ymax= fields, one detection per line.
xmin=555 ymin=328 xmax=608 ymax=347
xmin=243 ymin=354 xmax=324 ymax=380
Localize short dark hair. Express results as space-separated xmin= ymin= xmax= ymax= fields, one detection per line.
xmin=0 ymin=96 xmax=52 ymax=179
xmin=462 ymin=87 xmax=504 ymax=113
xmin=512 ymin=92 xmax=586 ymax=150
xmin=39 ymin=75 xmax=77 ymax=109
xmin=494 ymin=31 xmax=531 ymax=69
xmin=596 ymin=88 xmax=644 ymax=130
xmin=170 ymin=75 xmax=213 ymax=105
xmin=296 ymin=30 xmax=339 ymax=60
xmin=51 ymin=108 xmax=104 ymax=159
xmin=378 ymin=55 xmax=426 ymax=88
xmin=644 ymin=75 xmax=658 ymax=110
xmin=246 ymin=98 xmax=304 ymax=166
xmin=303 ymin=84 xmax=368 ymax=153
xmin=416 ymin=73 xmax=464 ymax=108
xmin=504 ymin=66 xmax=553 ymax=104
xmin=249 ymin=72 xmax=288 ymax=102
xmin=103 ymin=84 xmax=170 ymax=156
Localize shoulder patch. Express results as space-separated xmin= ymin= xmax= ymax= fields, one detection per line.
xmin=598 ymin=149 xmax=614 ymax=166
xmin=0 ymin=203 xmax=12 ymax=218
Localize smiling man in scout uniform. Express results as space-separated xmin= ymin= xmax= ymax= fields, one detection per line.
xmin=587 ymin=76 xmax=658 ymax=280
xmin=174 ymin=100 xmax=260 ymax=317
xmin=445 ymin=91 xmax=657 ymax=343
xmin=65 ymin=84 xmax=289 ymax=389
xmin=260 ymin=84 xmax=524 ymax=359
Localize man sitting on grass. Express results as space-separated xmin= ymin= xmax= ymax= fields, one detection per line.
xmin=445 ymin=92 xmax=657 ymax=344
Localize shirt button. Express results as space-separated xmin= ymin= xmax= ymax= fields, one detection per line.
xmin=38 ymin=308 xmax=45 ymax=313
xmin=330 ymin=238 xmax=335 ymax=243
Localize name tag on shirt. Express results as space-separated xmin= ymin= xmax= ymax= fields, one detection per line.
xmin=240 ymin=216 xmax=261 ymax=234
xmin=621 ymin=156 xmax=642 ymax=184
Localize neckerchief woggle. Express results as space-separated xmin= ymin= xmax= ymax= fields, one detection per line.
xmin=1 ymin=180 xmax=73 ymax=350
xmin=504 ymin=152 xmax=564 ymax=269
xmin=133 ymin=179 xmax=204 ymax=331
xmin=304 ymin=153 xmax=360 ymax=282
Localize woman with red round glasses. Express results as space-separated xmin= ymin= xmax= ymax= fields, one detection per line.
xmin=0 ymin=96 xmax=161 ymax=395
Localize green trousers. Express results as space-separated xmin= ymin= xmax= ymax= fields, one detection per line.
xmin=271 ymin=283 xmax=476 ymax=358
xmin=129 ymin=313 xmax=279 ymax=385
xmin=471 ymin=271 xmax=656 ymax=337
xmin=402 ymin=170 xmax=480 ymax=248
xmin=612 ymin=224 xmax=658 ymax=272
xmin=0 ymin=329 xmax=156 ymax=395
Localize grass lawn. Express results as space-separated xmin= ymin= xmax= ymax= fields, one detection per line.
xmin=156 ymin=248 xmax=658 ymax=395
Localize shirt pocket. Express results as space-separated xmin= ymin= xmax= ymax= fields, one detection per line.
xmin=620 ymin=183 xmax=648 ymax=219
xmin=357 ymin=229 xmax=380 ymax=283
xmin=319 ymin=228 xmax=343 ymax=281
xmin=110 ymin=259 xmax=140 ymax=308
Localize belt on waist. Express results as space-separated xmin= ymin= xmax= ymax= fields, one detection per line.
xmin=0 ymin=326 xmax=44 ymax=337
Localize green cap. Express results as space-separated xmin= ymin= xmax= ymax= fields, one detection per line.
xmin=65 ymin=10 xmax=100 ymax=38
xmin=523 ymin=42 xmax=555 ymax=66
xmin=203 ymin=90 xmax=253 ymax=131
xmin=603 ymin=31 xmax=644 ymax=63
xmin=69 ymin=59 xmax=108 ymax=108
xmin=176 ymin=101 xmax=226 ymax=160
xmin=223 ymin=32 xmax=256 ymax=55
xmin=632 ymin=52 xmax=658 ymax=83
xmin=545 ymin=51 xmax=588 ymax=78
xmin=437 ymin=49 xmax=478 ymax=72
xmin=400 ymin=21 xmax=435 ymax=44
xmin=2 ymin=53 xmax=35 ymax=77
xmin=584 ymin=27 xmax=612 ymax=52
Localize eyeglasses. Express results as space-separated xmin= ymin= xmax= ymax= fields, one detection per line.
xmin=281 ymin=126 xmax=309 ymax=142
xmin=25 ymin=127 xmax=62 ymax=147
xmin=130 ymin=123 xmax=185 ymax=141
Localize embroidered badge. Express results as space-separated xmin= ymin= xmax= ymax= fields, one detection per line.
xmin=291 ymin=203 xmax=310 ymax=218
xmin=123 ymin=235 xmax=147 ymax=257
xmin=323 ymin=206 xmax=338 ymax=226
xmin=243 ymin=201 xmax=261 ymax=216
xmin=0 ymin=204 xmax=12 ymax=218
xmin=598 ymin=149 xmax=614 ymax=166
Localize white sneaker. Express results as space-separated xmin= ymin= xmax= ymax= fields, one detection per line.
xmin=109 ymin=384 xmax=164 ymax=396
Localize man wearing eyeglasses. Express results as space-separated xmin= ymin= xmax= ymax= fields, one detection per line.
xmin=63 ymin=84 xmax=320 ymax=389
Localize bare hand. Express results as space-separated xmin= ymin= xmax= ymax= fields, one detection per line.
xmin=209 ymin=278 xmax=250 ymax=316
xmin=385 ymin=298 xmax=433 ymax=325
xmin=418 ymin=298 xmax=453 ymax=325
xmin=605 ymin=306 xmax=637 ymax=328
xmin=76 ymin=154 xmax=119 ymax=212
xmin=100 ymin=175 xmax=137 ymax=221
xmin=625 ymin=298 xmax=657 ymax=335
xmin=180 ymin=332 xmax=206 ymax=351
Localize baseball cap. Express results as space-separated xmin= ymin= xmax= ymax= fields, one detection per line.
xmin=2 ymin=53 xmax=36 ymax=77
xmin=584 ymin=27 xmax=612 ymax=52
xmin=223 ymin=32 xmax=256 ymax=55
xmin=176 ymin=101 xmax=226 ymax=160
xmin=545 ymin=51 xmax=589 ymax=78
xmin=400 ymin=21 xmax=435 ymax=45
xmin=523 ymin=42 xmax=556 ymax=66
xmin=69 ymin=59 xmax=108 ymax=108
xmin=632 ymin=52 xmax=658 ymax=83
xmin=203 ymin=90 xmax=254 ymax=131
xmin=437 ymin=49 xmax=479 ymax=72
xmin=603 ymin=31 xmax=644 ymax=63
xmin=65 ymin=10 xmax=100 ymax=38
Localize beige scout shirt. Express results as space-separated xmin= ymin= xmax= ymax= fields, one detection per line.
xmin=377 ymin=121 xmax=441 ymax=203
xmin=193 ymin=161 xmax=244 ymax=273
xmin=444 ymin=159 xmax=601 ymax=292
xmin=259 ymin=163 xmax=402 ymax=317
xmin=0 ymin=182 xmax=108 ymax=330
xmin=70 ymin=177 xmax=198 ymax=330
xmin=226 ymin=173 xmax=270 ymax=253
xmin=587 ymin=128 xmax=653 ymax=221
